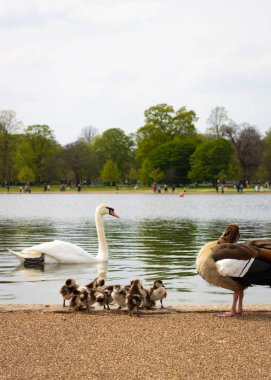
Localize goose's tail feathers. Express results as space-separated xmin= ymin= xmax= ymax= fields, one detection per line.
xmin=248 ymin=240 xmax=271 ymax=262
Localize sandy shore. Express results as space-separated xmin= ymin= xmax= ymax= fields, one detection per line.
xmin=1 ymin=305 xmax=271 ymax=380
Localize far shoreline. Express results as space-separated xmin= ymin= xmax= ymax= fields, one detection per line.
xmin=0 ymin=189 xmax=270 ymax=195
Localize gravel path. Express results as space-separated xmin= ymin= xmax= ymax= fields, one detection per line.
xmin=0 ymin=305 xmax=271 ymax=380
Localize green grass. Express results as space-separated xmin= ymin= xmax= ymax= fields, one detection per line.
xmin=0 ymin=184 xmax=270 ymax=194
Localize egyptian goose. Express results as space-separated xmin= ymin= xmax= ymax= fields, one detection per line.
xmin=196 ymin=224 xmax=271 ymax=317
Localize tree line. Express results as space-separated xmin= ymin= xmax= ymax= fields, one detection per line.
xmin=0 ymin=106 xmax=270 ymax=187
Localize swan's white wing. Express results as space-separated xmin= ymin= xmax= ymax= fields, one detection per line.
xmin=22 ymin=240 xmax=96 ymax=263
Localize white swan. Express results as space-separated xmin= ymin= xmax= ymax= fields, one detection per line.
xmin=7 ymin=204 xmax=119 ymax=264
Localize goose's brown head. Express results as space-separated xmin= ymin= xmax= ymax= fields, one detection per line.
xmin=218 ymin=224 xmax=240 ymax=244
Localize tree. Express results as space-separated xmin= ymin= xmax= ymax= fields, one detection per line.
xmin=139 ymin=159 xmax=153 ymax=185
xmin=18 ymin=166 xmax=35 ymax=184
xmin=262 ymin=128 xmax=271 ymax=181
xmin=16 ymin=125 xmax=59 ymax=183
xmin=136 ymin=103 xmax=198 ymax=162
xmin=206 ymin=107 xmax=229 ymax=138
xmin=128 ymin=167 xmax=139 ymax=184
xmin=188 ymin=138 xmax=234 ymax=182
xmin=101 ymin=160 xmax=121 ymax=184
xmin=148 ymin=136 xmax=201 ymax=184
xmin=0 ymin=110 xmax=22 ymax=183
xmin=235 ymin=124 xmax=262 ymax=181
xmin=93 ymin=128 xmax=134 ymax=178
xmin=80 ymin=125 xmax=98 ymax=142
xmin=59 ymin=140 xmax=100 ymax=184
xmin=0 ymin=110 xmax=22 ymax=134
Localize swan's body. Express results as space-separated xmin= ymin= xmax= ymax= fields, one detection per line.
xmin=196 ymin=224 xmax=271 ymax=317
xmin=8 ymin=204 xmax=119 ymax=264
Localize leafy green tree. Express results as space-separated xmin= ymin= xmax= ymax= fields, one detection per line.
xmin=188 ymin=138 xmax=234 ymax=182
xmin=139 ymin=159 xmax=153 ymax=185
xmin=136 ymin=103 xmax=197 ymax=162
xmin=93 ymin=128 xmax=134 ymax=179
xmin=148 ymin=136 xmax=201 ymax=184
xmin=101 ymin=159 xmax=121 ymax=184
xmin=18 ymin=166 xmax=35 ymax=184
xmin=128 ymin=167 xmax=139 ymax=184
xmin=59 ymin=139 xmax=100 ymax=184
xmin=16 ymin=125 xmax=59 ymax=183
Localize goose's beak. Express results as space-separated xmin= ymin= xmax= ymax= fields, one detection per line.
xmin=110 ymin=210 xmax=120 ymax=218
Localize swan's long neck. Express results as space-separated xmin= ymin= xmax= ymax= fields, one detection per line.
xmin=95 ymin=212 xmax=108 ymax=261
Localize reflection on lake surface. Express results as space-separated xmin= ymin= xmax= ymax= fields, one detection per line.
xmin=0 ymin=193 xmax=271 ymax=306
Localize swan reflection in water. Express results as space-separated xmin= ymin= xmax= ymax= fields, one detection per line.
xmin=12 ymin=261 xmax=109 ymax=282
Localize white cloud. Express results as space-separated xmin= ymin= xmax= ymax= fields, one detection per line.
xmin=0 ymin=0 xmax=271 ymax=144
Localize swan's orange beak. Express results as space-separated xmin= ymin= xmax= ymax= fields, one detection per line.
xmin=110 ymin=210 xmax=120 ymax=218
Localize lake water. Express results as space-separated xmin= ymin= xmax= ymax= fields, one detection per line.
xmin=0 ymin=193 xmax=271 ymax=307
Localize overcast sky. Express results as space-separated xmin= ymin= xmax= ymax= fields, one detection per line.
xmin=0 ymin=0 xmax=270 ymax=144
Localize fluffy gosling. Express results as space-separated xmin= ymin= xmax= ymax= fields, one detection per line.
xmin=69 ymin=286 xmax=96 ymax=313
xmin=85 ymin=276 xmax=105 ymax=292
xmin=95 ymin=285 xmax=113 ymax=310
xmin=60 ymin=278 xmax=80 ymax=307
xmin=149 ymin=280 xmax=167 ymax=308
xmin=111 ymin=285 xmax=128 ymax=309
xmin=125 ymin=279 xmax=144 ymax=316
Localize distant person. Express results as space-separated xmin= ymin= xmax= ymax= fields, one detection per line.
xmin=152 ymin=183 xmax=157 ymax=193
xmin=164 ymin=184 xmax=168 ymax=192
xmin=157 ymin=185 xmax=161 ymax=193
xmin=60 ymin=184 xmax=65 ymax=192
xmin=172 ymin=184 xmax=175 ymax=192
xmin=77 ymin=183 xmax=81 ymax=192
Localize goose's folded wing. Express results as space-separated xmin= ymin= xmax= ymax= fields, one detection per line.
xmin=212 ymin=243 xmax=258 ymax=278
xmin=212 ymin=243 xmax=258 ymax=261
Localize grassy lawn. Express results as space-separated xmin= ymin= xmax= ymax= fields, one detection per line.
xmin=0 ymin=184 xmax=269 ymax=194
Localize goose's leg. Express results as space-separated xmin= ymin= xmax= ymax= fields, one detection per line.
xmin=236 ymin=289 xmax=244 ymax=314
xmin=220 ymin=290 xmax=239 ymax=317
